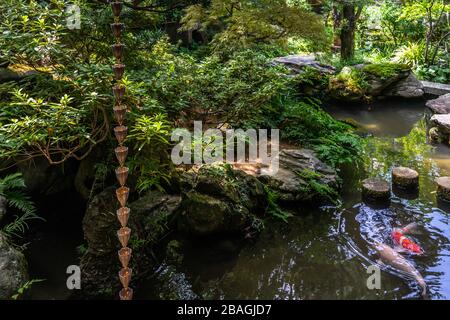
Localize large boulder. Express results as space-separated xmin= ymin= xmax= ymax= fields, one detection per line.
xmin=16 ymin=157 xmax=78 ymax=196
xmin=384 ymin=72 xmax=424 ymax=98
xmin=177 ymin=165 xmax=267 ymax=236
xmin=255 ymin=149 xmax=338 ymax=204
xmin=329 ymin=63 xmax=423 ymax=102
xmin=430 ymin=114 xmax=450 ymax=136
xmin=0 ymin=233 xmax=29 ymax=299
xmin=272 ymin=54 xmax=336 ymax=75
xmin=80 ymin=187 xmax=181 ymax=298
xmin=426 ymin=93 xmax=450 ymax=114
xmin=362 ymin=63 xmax=412 ymax=97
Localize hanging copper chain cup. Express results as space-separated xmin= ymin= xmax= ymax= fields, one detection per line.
xmin=117 ymin=227 xmax=131 ymax=248
xmin=111 ymin=23 xmax=124 ymax=39
xmin=119 ymin=267 xmax=132 ymax=288
xmin=113 ymin=105 xmax=127 ymax=125
xmin=117 ymin=207 xmax=130 ymax=228
xmin=115 ymin=167 xmax=129 ymax=187
xmin=116 ymin=186 xmax=130 ymax=208
xmin=115 ymin=146 xmax=128 ymax=167
xmin=118 ymin=247 xmax=132 ymax=268
xmin=119 ymin=287 xmax=133 ymax=300
xmin=114 ymin=125 xmax=128 ymax=145
xmin=111 ymin=1 xmax=123 ymax=17
xmin=112 ymin=43 xmax=125 ymax=61
xmin=113 ymin=64 xmax=125 ymax=81
xmin=113 ymin=84 xmax=125 ymax=102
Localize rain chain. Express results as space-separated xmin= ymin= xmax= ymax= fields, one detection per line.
xmin=111 ymin=1 xmax=133 ymax=300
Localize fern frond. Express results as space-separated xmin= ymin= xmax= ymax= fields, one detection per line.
xmin=4 ymin=190 xmax=36 ymax=215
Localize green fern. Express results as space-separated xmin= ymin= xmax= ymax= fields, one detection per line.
xmin=296 ymin=169 xmax=340 ymax=205
xmin=264 ymin=185 xmax=292 ymax=223
xmin=0 ymin=173 xmax=42 ymax=237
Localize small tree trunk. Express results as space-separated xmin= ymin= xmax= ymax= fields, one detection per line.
xmin=332 ymin=5 xmax=342 ymax=47
xmin=340 ymin=4 xmax=356 ymax=61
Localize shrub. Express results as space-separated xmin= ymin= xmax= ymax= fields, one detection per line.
xmin=280 ymin=98 xmax=362 ymax=169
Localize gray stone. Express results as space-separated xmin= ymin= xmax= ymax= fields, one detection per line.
xmin=422 ymin=81 xmax=450 ymax=96
xmin=431 ymin=114 xmax=450 ymax=135
xmin=0 ymin=196 xmax=6 ymax=224
xmin=272 ymin=54 xmax=336 ymax=74
xmin=426 ymin=93 xmax=450 ymax=114
xmin=238 ymin=149 xmax=338 ymax=204
xmin=0 ymin=232 xmax=29 ymax=299
xmin=328 ymin=64 xmax=423 ymax=102
xmin=384 ymin=73 xmax=424 ymax=98
xmin=366 ymin=70 xmax=410 ymax=97
xmin=178 ymin=164 xmax=267 ymax=236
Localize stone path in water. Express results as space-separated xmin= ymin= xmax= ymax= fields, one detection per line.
xmin=422 ymin=81 xmax=450 ymax=96
xmin=427 ymin=93 xmax=450 ymax=140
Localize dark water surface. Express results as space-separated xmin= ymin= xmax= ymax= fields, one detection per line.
xmin=175 ymin=99 xmax=450 ymax=300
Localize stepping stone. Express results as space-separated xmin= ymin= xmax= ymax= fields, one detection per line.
xmin=362 ymin=178 xmax=390 ymax=201
xmin=431 ymin=114 xmax=450 ymax=135
xmin=392 ymin=167 xmax=419 ymax=189
xmin=436 ymin=177 xmax=450 ymax=202
xmin=426 ymin=93 xmax=450 ymax=114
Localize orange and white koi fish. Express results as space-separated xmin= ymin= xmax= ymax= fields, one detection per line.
xmin=392 ymin=223 xmax=423 ymax=254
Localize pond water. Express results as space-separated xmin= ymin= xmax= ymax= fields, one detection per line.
xmin=173 ymin=99 xmax=450 ymax=300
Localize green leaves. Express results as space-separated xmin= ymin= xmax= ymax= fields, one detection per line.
xmin=0 ymin=173 xmax=42 ymax=238
xmin=281 ymin=97 xmax=362 ymax=169
xmin=129 ymin=114 xmax=171 ymax=152
xmin=181 ymin=0 xmax=328 ymax=53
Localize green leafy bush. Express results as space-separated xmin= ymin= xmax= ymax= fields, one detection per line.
xmin=280 ymin=98 xmax=362 ymax=169
xmin=128 ymin=113 xmax=172 ymax=193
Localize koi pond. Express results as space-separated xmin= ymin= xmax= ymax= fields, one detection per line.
xmin=26 ymin=99 xmax=450 ymax=300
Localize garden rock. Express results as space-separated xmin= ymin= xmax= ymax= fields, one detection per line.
xmin=272 ymin=54 xmax=336 ymax=75
xmin=257 ymin=149 xmax=338 ymax=204
xmin=384 ymin=72 xmax=424 ymax=98
xmin=0 ymin=196 xmax=6 ymax=224
xmin=426 ymin=94 xmax=450 ymax=114
xmin=178 ymin=165 xmax=267 ymax=236
xmin=0 ymin=232 xmax=29 ymax=299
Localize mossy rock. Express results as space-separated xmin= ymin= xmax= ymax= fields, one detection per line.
xmin=177 ymin=164 xmax=267 ymax=236
xmin=328 ymin=63 xmax=413 ymax=102
xmin=328 ymin=66 xmax=368 ymax=102
xmin=362 ymin=63 xmax=410 ymax=80
xmin=0 ymin=233 xmax=29 ymax=299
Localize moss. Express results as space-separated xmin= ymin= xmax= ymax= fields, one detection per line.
xmin=362 ymin=63 xmax=410 ymax=80
xmin=329 ymin=66 xmax=369 ymax=98
xmin=296 ymin=169 xmax=339 ymax=204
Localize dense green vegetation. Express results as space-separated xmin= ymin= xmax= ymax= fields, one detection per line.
xmin=0 ymin=0 xmax=448 ymax=223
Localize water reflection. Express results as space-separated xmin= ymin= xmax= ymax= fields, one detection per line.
xmin=179 ymin=101 xmax=450 ymax=300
